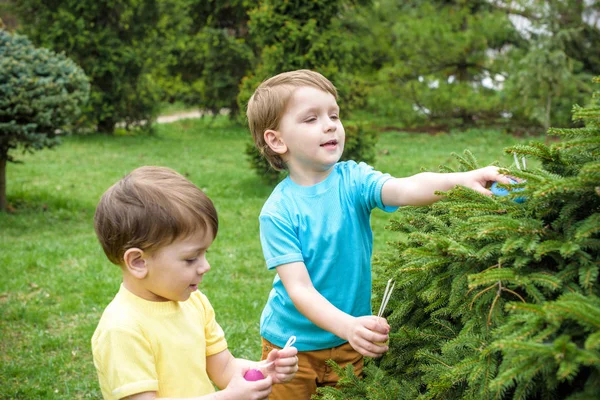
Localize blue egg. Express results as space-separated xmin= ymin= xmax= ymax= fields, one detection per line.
xmin=491 ymin=179 xmax=526 ymax=203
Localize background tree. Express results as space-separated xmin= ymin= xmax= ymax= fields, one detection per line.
xmin=12 ymin=0 xmax=166 ymax=134
xmin=499 ymin=0 xmax=600 ymax=77
xmin=504 ymin=33 xmax=585 ymax=132
xmin=0 ymin=30 xmax=89 ymax=211
xmin=155 ymin=0 xmax=254 ymax=117
xmin=317 ymin=77 xmax=600 ymax=399
xmin=238 ymin=0 xmax=373 ymax=114
xmin=8 ymin=0 xmax=597 ymax=134
xmin=500 ymin=0 xmax=596 ymax=131
xmin=353 ymin=0 xmax=599 ymax=131
xmin=361 ymin=0 xmax=518 ymax=128
xmin=238 ymin=0 xmax=377 ymax=183
xmin=0 ymin=0 xmax=18 ymax=30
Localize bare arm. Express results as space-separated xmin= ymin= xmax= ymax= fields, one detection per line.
xmin=124 ymin=390 xmax=266 ymax=400
xmin=206 ymin=349 xmax=252 ymax=390
xmin=123 ymin=393 xmax=236 ymax=400
xmin=123 ymin=389 xmax=240 ymax=400
xmin=123 ymin=350 xmax=272 ymax=400
xmin=276 ymin=262 xmax=389 ymax=358
xmin=381 ymin=166 xmax=511 ymax=207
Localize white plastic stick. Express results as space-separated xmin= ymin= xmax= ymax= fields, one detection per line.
xmin=377 ymin=279 xmax=392 ymax=317
xmin=257 ymin=335 xmax=296 ymax=369
xmin=384 ymin=282 xmax=395 ymax=315
xmin=283 ymin=335 xmax=296 ymax=349
xmin=378 ymin=279 xmax=395 ymax=318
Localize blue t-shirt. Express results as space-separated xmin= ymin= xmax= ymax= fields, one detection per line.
xmin=259 ymin=161 xmax=398 ymax=351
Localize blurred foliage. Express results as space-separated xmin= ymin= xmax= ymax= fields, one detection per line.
xmin=154 ymin=0 xmax=254 ymax=116
xmin=342 ymin=121 xmax=378 ymax=166
xmin=12 ymin=0 xmax=166 ymax=134
xmin=0 ymin=29 xmax=89 ymax=210
xmin=358 ymin=0 xmax=517 ymax=127
xmin=360 ymin=0 xmax=598 ymax=130
xmin=502 ymin=0 xmax=596 ymax=130
xmin=237 ymin=0 xmax=374 ymax=118
xmin=6 ymin=0 xmax=599 ymax=160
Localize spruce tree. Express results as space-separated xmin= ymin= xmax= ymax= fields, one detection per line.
xmin=0 ymin=30 xmax=89 ymax=211
xmin=315 ymin=79 xmax=600 ymax=399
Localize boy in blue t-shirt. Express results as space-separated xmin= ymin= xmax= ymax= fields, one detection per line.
xmin=246 ymin=69 xmax=511 ymax=399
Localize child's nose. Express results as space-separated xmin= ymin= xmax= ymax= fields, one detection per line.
xmin=198 ymin=259 xmax=210 ymax=274
xmin=325 ymin=118 xmax=337 ymax=132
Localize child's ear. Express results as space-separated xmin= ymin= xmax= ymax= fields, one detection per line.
xmin=123 ymin=248 xmax=148 ymax=279
xmin=264 ymin=129 xmax=287 ymax=155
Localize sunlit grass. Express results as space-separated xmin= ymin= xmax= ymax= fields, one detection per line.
xmin=0 ymin=117 xmax=533 ymax=398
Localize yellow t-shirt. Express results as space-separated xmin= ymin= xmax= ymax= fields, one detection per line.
xmin=91 ymin=284 xmax=228 ymax=399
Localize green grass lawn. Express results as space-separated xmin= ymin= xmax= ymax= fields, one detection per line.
xmin=0 ymin=117 xmax=534 ymax=398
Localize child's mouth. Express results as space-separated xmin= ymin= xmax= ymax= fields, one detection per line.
xmin=320 ymin=140 xmax=338 ymax=148
xmin=189 ymin=284 xmax=198 ymax=291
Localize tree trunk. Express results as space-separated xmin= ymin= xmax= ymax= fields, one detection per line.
xmin=97 ymin=117 xmax=116 ymax=134
xmin=0 ymin=156 xmax=7 ymax=212
xmin=457 ymin=13 xmax=472 ymax=125
xmin=544 ymin=94 xmax=552 ymax=132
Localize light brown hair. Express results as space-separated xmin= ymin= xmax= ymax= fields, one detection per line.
xmin=246 ymin=69 xmax=338 ymax=171
xmin=94 ymin=166 xmax=218 ymax=266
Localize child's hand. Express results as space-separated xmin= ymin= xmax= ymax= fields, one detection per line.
xmin=461 ymin=166 xmax=512 ymax=196
xmin=262 ymin=346 xmax=299 ymax=384
xmin=347 ymin=316 xmax=389 ymax=358
xmin=225 ymin=370 xmax=273 ymax=400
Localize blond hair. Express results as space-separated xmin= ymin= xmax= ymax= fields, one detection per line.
xmin=246 ymin=69 xmax=337 ymax=171
xmin=94 ymin=166 xmax=218 ymax=265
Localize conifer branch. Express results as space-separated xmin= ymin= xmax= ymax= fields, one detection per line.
xmin=331 ymin=76 xmax=600 ymax=400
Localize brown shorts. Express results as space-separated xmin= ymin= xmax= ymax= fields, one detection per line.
xmin=261 ymin=337 xmax=363 ymax=400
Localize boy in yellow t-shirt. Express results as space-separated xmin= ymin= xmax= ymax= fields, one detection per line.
xmin=92 ymin=166 xmax=298 ymax=400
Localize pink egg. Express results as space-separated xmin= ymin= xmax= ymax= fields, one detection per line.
xmin=244 ymin=368 xmax=265 ymax=381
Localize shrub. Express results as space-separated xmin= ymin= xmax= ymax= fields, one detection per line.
xmin=317 ymin=78 xmax=600 ymax=399
xmin=342 ymin=122 xmax=377 ymax=166
xmin=155 ymin=1 xmax=254 ymax=117
xmin=237 ymin=0 xmax=373 ymax=117
xmin=14 ymin=0 xmax=164 ymax=133
xmin=0 ymin=29 xmax=89 ymax=211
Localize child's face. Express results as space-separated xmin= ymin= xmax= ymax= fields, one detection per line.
xmin=276 ymin=86 xmax=345 ymax=176
xmin=139 ymin=228 xmax=214 ymax=302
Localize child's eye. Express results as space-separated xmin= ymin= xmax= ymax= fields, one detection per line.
xmin=185 ymin=258 xmax=197 ymax=264
xmin=304 ymin=117 xmax=316 ymax=123
xmin=330 ymin=114 xmax=339 ymax=120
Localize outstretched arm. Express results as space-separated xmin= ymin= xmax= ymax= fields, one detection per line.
xmin=122 ymin=350 xmax=273 ymax=400
xmin=381 ymin=166 xmax=511 ymax=207
xmin=276 ymin=262 xmax=389 ymax=358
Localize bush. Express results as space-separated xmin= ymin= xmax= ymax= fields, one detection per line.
xmin=168 ymin=27 xmax=253 ymax=116
xmin=317 ymin=78 xmax=600 ymax=399
xmin=237 ymin=0 xmax=373 ymax=117
xmin=342 ymin=122 xmax=378 ymax=166
xmin=155 ymin=0 xmax=255 ymax=117
xmin=14 ymin=0 xmax=164 ymax=133
xmin=0 ymin=29 xmax=89 ymax=211
xmin=244 ymin=141 xmax=282 ymax=185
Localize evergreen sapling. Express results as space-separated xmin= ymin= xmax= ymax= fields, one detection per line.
xmin=315 ymin=77 xmax=600 ymax=400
